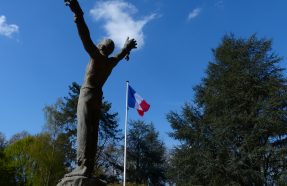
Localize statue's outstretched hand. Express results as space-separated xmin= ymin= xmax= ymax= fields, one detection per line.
xmin=123 ymin=37 xmax=137 ymax=61
xmin=65 ymin=0 xmax=82 ymax=14
xmin=124 ymin=37 xmax=137 ymax=51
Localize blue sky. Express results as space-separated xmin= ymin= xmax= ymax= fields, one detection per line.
xmin=0 ymin=0 xmax=287 ymax=148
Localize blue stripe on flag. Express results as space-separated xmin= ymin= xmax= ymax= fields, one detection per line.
xmin=128 ymin=85 xmax=136 ymax=108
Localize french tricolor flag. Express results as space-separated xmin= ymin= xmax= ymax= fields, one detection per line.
xmin=128 ymin=85 xmax=150 ymax=116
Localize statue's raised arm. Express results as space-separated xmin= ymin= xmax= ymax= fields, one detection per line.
xmin=110 ymin=37 xmax=137 ymax=67
xmin=65 ymin=0 xmax=99 ymax=58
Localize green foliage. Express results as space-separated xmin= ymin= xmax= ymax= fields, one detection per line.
xmin=43 ymin=82 xmax=122 ymax=180
xmin=4 ymin=134 xmax=65 ymax=186
xmin=8 ymin=131 xmax=30 ymax=145
xmin=168 ymin=34 xmax=287 ymax=185
xmin=0 ymin=132 xmax=15 ymax=185
xmin=5 ymin=136 xmax=35 ymax=185
xmin=126 ymin=120 xmax=167 ymax=185
xmin=28 ymin=134 xmax=66 ymax=185
xmin=0 ymin=153 xmax=15 ymax=185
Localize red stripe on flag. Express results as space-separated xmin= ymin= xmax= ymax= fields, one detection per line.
xmin=137 ymin=109 xmax=144 ymax=117
xmin=139 ymin=100 xmax=150 ymax=112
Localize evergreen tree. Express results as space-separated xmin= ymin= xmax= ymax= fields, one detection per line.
xmin=167 ymin=34 xmax=287 ymax=185
xmin=126 ymin=120 xmax=167 ymax=185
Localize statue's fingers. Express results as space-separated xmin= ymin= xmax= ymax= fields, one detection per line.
xmin=64 ymin=0 xmax=70 ymax=5
xmin=66 ymin=0 xmax=74 ymax=6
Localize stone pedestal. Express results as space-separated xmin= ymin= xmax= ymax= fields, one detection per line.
xmin=57 ymin=176 xmax=107 ymax=186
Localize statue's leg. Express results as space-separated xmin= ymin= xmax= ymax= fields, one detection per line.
xmin=83 ymin=88 xmax=102 ymax=175
xmin=65 ymin=87 xmax=102 ymax=177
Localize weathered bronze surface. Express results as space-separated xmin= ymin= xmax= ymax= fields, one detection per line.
xmin=58 ymin=0 xmax=137 ymax=184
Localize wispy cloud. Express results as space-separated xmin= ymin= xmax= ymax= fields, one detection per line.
xmin=187 ymin=8 xmax=202 ymax=20
xmin=90 ymin=0 xmax=156 ymax=49
xmin=0 ymin=15 xmax=19 ymax=38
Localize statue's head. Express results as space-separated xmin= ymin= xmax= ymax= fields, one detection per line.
xmin=98 ymin=39 xmax=115 ymax=56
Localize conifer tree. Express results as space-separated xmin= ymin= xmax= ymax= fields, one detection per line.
xmin=168 ymin=34 xmax=287 ymax=185
xmin=127 ymin=120 xmax=167 ymax=185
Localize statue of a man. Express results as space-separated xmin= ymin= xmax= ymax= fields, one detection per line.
xmin=65 ymin=0 xmax=137 ymax=177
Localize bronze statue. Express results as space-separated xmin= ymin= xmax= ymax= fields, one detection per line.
xmin=63 ymin=0 xmax=137 ymax=179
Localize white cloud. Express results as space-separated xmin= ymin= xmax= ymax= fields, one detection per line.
xmin=90 ymin=0 xmax=156 ymax=48
xmin=0 ymin=15 xmax=19 ymax=38
xmin=188 ymin=8 xmax=202 ymax=20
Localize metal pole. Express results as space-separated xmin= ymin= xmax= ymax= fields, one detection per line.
xmin=123 ymin=81 xmax=129 ymax=186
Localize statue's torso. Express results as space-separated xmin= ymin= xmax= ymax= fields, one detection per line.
xmin=83 ymin=56 xmax=113 ymax=89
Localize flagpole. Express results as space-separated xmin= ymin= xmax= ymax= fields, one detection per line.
xmin=123 ymin=81 xmax=129 ymax=186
